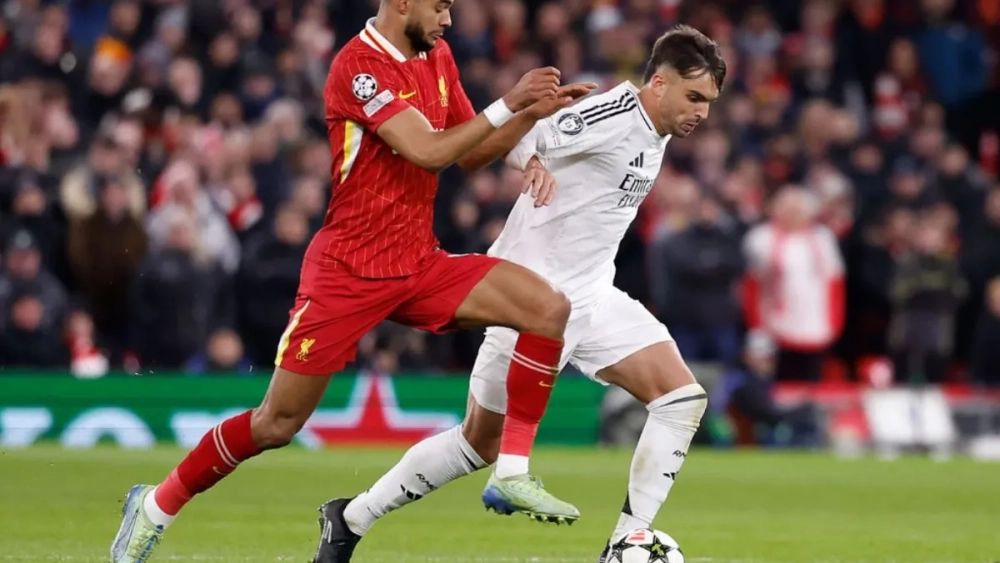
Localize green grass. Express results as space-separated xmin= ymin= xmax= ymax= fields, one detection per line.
xmin=0 ymin=445 xmax=997 ymax=563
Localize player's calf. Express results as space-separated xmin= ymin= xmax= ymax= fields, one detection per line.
xmin=461 ymin=397 xmax=504 ymax=464
xmin=453 ymin=261 xmax=579 ymax=520
xmin=319 ymin=399 xmax=500 ymax=563
xmin=251 ymin=397 xmax=316 ymax=448
xmin=453 ymin=261 xmax=571 ymax=478
xmin=596 ymin=341 xmax=707 ymax=545
xmin=109 ymin=368 xmax=329 ymax=560
xmin=338 ymin=424 xmax=489 ymax=537
xmin=109 ymin=408 xmax=264 ymax=561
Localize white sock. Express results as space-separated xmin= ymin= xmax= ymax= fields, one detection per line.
xmin=610 ymin=383 xmax=707 ymax=541
xmin=142 ymin=487 xmax=177 ymax=528
xmin=343 ymin=425 xmax=486 ymax=536
xmin=493 ymin=453 xmax=529 ymax=479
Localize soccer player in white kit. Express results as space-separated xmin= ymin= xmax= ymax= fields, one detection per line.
xmin=322 ymin=25 xmax=726 ymax=563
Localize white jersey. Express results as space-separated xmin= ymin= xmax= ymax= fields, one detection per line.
xmin=491 ymin=81 xmax=670 ymax=308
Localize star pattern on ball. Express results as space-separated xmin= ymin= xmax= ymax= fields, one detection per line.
xmin=641 ymin=535 xmax=672 ymax=563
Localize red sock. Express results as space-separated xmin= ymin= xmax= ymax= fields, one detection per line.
xmin=154 ymin=409 xmax=260 ymax=515
xmin=500 ymin=333 xmax=563 ymax=457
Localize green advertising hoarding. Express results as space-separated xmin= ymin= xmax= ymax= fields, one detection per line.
xmin=0 ymin=374 xmax=604 ymax=449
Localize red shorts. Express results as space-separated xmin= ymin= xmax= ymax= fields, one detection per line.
xmin=274 ymin=251 xmax=501 ymax=375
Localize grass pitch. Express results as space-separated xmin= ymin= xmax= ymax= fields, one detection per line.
xmin=0 ymin=445 xmax=996 ymax=563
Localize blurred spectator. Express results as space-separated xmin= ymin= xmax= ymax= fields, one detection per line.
xmin=964 ymin=188 xmax=1000 ymax=295
xmin=847 ymin=206 xmax=918 ymax=364
xmin=212 ymin=167 xmax=265 ymax=238
xmin=0 ymin=282 xmax=67 ymax=368
xmin=236 ymin=206 xmax=309 ymax=367
xmin=970 ymin=276 xmax=1000 ymax=387
xmin=653 ymin=196 xmax=744 ymax=363
xmin=808 ymin=163 xmax=855 ymax=239
xmin=872 ymin=38 xmax=928 ymax=139
xmin=0 ymin=230 xmax=69 ymax=369
xmin=888 ymin=213 xmax=967 ymax=383
xmin=1 ymin=171 xmax=67 ymax=279
xmin=65 ymin=309 xmax=110 ymax=379
xmin=146 ymin=158 xmax=240 ymax=274
xmin=67 ymin=177 xmax=147 ymax=352
xmin=743 ymin=187 xmax=845 ymax=381
xmin=915 ymin=0 xmax=989 ymax=110
xmin=0 ymin=229 xmax=68 ymax=327
xmin=711 ymin=331 xmax=821 ymax=447
xmin=185 ymin=328 xmax=252 ymax=374
xmin=131 ymin=208 xmax=234 ymax=369
xmin=60 ymin=133 xmax=146 ymax=221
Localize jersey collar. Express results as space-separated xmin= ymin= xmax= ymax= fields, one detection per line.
xmin=360 ymin=18 xmax=427 ymax=62
xmin=624 ymin=80 xmax=664 ymax=138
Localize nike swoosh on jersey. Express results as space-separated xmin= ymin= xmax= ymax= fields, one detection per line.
xmin=399 ymin=91 xmax=417 ymax=99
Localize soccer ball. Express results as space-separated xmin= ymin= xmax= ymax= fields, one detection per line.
xmin=606 ymin=528 xmax=684 ymax=563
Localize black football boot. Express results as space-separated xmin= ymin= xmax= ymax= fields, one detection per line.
xmin=312 ymin=498 xmax=362 ymax=563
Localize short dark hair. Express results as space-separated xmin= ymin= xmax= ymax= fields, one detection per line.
xmin=643 ymin=25 xmax=727 ymax=90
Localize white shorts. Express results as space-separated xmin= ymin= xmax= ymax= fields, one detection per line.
xmin=470 ymin=287 xmax=672 ymax=415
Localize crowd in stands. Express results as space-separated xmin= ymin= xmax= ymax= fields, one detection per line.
xmin=1 ymin=0 xmax=999 ymax=387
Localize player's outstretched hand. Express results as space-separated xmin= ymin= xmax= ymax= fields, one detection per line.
xmin=525 ymin=83 xmax=599 ymax=118
xmin=523 ymin=157 xmax=556 ymax=208
xmin=503 ymin=67 xmax=561 ymax=112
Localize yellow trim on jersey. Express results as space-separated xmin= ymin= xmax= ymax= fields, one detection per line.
xmin=340 ymin=121 xmax=362 ymax=183
xmin=274 ymin=299 xmax=311 ymax=366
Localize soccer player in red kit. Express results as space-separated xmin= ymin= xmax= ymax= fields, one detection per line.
xmin=109 ymin=1 xmax=597 ymax=562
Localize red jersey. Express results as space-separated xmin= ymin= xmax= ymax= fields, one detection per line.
xmin=308 ymin=19 xmax=476 ymax=278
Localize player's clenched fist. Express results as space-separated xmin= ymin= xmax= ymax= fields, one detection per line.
xmin=503 ymin=67 xmax=561 ymax=112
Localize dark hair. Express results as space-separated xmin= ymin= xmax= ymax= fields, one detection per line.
xmin=642 ymin=25 xmax=727 ymax=90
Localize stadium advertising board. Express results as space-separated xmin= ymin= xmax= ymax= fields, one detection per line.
xmin=0 ymin=373 xmax=603 ymax=449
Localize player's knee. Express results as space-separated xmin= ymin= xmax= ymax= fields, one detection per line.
xmin=250 ymin=408 xmax=306 ymax=449
xmin=652 ymin=383 xmax=708 ymax=430
xmin=608 ymin=355 xmax=698 ymax=405
xmin=686 ymin=383 xmax=709 ymax=420
xmin=530 ymin=289 xmax=571 ymax=337
xmin=649 ymin=367 xmax=698 ymax=401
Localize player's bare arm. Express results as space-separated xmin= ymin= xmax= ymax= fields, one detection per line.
xmin=456 ymin=82 xmax=598 ymax=172
xmin=375 ymin=67 xmax=562 ymax=173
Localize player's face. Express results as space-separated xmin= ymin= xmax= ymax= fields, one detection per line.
xmin=404 ymin=0 xmax=453 ymax=52
xmin=651 ymin=66 xmax=719 ymax=137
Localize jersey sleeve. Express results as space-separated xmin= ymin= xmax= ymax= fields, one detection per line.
xmin=326 ymin=54 xmax=412 ymax=132
xmin=505 ymin=124 xmax=543 ymax=171
xmin=533 ymin=105 xmax=625 ymax=163
xmin=506 ymin=97 xmax=630 ymax=170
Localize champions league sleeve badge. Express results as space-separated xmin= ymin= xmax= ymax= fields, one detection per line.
xmin=351 ymin=73 xmax=379 ymax=101
xmin=556 ymin=113 xmax=585 ymax=136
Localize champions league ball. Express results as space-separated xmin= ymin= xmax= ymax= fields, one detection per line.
xmin=606 ymin=528 xmax=685 ymax=563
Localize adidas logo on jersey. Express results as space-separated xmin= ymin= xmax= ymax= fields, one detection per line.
xmin=628 ymin=153 xmax=645 ymax=168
